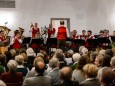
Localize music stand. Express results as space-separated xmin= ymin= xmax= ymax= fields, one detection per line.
xmin=87 ymin=39 xmax=99 ymax=47
xmin=31 ymin=38 xmax=43 ymax=45
xmin=73 ymin=39 xmax=85 ymax=45
xmin=66 ymin=38 xmax=73 ymax=43
xmin=22 ymin=37 xmax=31 ymax=45
xmin=111 ymin=36 xmax=115 ymax=42
xmin=98 ymin=37 xmax=110 ymax=44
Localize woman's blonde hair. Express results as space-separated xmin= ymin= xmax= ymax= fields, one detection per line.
xmin=83 ymin=64 xmax=98 ymax=78
xmin=33 ymin=56 xmax=44 ymax=66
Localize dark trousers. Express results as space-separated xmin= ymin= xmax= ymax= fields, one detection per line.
xmin=57 ymin=39 xmax=66 ymax=51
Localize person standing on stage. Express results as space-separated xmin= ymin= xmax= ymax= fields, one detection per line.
xmin=72 ymin=30 xmax=79 ymax=39
xmin=30 ymin=23 xmax=40 ymax=38
xmin=0 ymin=31 xmax=9 ymax=46
xmin=11 ymin=30 xmax=22 ymax=49
xmin=57 ymin=21 xmax=67 ymax=51
xmin=87 ymin=30 xmax=94 ymax=39
xmin=80 ymin=30 xmax=87 ymax=40
xmin=48 ymin=24 xmax=55 ymax=38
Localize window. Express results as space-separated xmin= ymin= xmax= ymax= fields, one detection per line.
xmin=0 ymin=0 xmax=15 ymax=8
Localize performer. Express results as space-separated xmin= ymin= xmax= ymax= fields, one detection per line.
xmin=48 ymin=24 xmax=55 ymax=38
xmin=30 ymin=22 xmax=40 ymax=38
xmin=0 ymin=31 xmax=9 ymax=46
xmin=86 ymin=30 xmax=94 ymax=47
xmin=99 ymin=30 xmax=104 ymax=38
xmin=104 ymin=29 xmax=110 ymax=37
xmin=57 ymin=21 xmax=67 ymax=51
xmin=80 ymin=30 xmax=87 ymax=40
xmin=19 ymin=27 xmax=25 ymax=40
xmin=11 ymin=30 xmax=22 ymax=49
xmin=72 ymin=30 xmax=79 ymax=39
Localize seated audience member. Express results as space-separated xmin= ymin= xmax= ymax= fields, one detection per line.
xmin=72 ymin=56 xmax=87 ymax=83
xmin=110 ymin=56 xmax=115 ymax=72
xmin=79 ymin=46 xmax=85 ymax=55
xmin=101 ymin=54 xmax=111 ymax=67
xmin=26 ymin=47 xmax=35 ymax=69
xmin=99 ymin=49 xmax=105 ymax=56
xmin=71 ymin=53 xmax=81 ymax=70
xmin=53 ymin=67 xmax=79 ymax=86
xmin=90 ymin=52 xmax=97 ymax=63
xmin=0 ymin=80 xmax=6 ymax=86
xmin=25 ymin=56 xmax=46 ymax=78
xmin=1 ymin=60 xmax=23 ymax=86
xmin=21 ymin=53 xmax=32 ymax=70
xmin=48 ymin=57 xmax=60 ymax=85
xmin=99 ymin=67 xmax=115 ymax=86
xmin=55 ymin=52 xmax=67 ymax=69
xmin=105 ymin=49 xmax=113 ymax=57
xmin=22 ymin=61 xmax=51 ymax=86
xmin=15 ymin=55 xmax=29 ymax=76
xmin=65 ymin=50 xmax=74 ymax=65
xmin=94 ymin=54 xmax=103 ymax=70
xmin=0 ymin=54 xmax=6 ymax=73
xmin=80 ymin=64 xmax=101 ymax=86
xmin=10 ymin=49 xmax=17 ymax=59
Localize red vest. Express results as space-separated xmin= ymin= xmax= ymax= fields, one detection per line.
xmin=57 ymin=26 xmax=67 ymax=40
xmin=48 ymin=28 xmax=55 ymax=38
xmin=32 ymin=28 xmax=39 ymax=38
xmin=0 ymin=36 xmax=5 ymax=41
xmin=12 ymin=37 xmax=22 ymax=49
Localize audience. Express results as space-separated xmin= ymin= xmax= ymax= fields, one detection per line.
xmin=110 ymin=56 xmax=115 ymax=72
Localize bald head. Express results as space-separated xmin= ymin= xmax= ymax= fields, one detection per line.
xmin=60 ymin=67 xmax=72 ymax=80
xmin=35 ymin=61 xmax=46 ymax=75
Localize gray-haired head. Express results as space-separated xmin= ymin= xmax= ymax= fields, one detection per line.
xmin=7 ymin=60 xmax=17 ymax=72
xmin=110 ymin=56 xmax=115 ymax=68
xmin=49 ymin=57 xmax=59 ymax=69
xmin=72 ymin=53 xmax=81 ymax=62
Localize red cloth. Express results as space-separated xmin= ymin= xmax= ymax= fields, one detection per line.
xmin=86 ymin=35 xmax=94 ymax=47
xmin=31 ymin=43 xmax=39 ymax=49
xmin=57 ymin=26 xmax=67 ymax=40
xmin=73 ymin=35 xmax=79 ymax=39
xmin=48 ymin=28 xmax=55 ymax=38
xmin=32 ymin=28 xmax=39 ymax=38
xmin=12 ymin=37 xmax=22 ymax=49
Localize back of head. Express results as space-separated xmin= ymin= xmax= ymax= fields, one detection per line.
xmin=7 ymin=60 xmax=17 ymax=72
xmin=26 ymin=47 xmax=34 ymax=56
xmin=60 ymin=67 xmax=72 ymax=80
xmin=105 ymin=49 xmax=113 ymax=57
xmin=101 ymin=67 xmax=115 ymax=86
xmin=49 ymin=57 xmax=59 ymax=69
xmin=0 ymin=80 xmax=6 ymax=86
xmin=10 ymin=49 xmax=16 ymax=58
xmin=35 ymin=61 xmax=46 ymax=75
xmin=33 ymin=56 xmax=44 ymax=66
xmin=81 ymin=47 xmax=88 ymax=55
xmin=110 ymin=56 xmax=115 ymax=68
xmin=60 ymin=21 xmax=64 ymax=25
xmin=72 ymin=53 xmax=81 ymax=62
xmin=0 ymin=54 xmax=6 ymax=64
xmin=15 ymin=55 xmax=24 ymax=65
xmin=67 ymin=50 xmax=74 ymax=57
xmin=83 ymin=64 xmax=98 ymax=78
xmin=102 ymin=54 xmax=111 ymax=67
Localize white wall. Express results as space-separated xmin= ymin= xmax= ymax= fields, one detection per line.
xmin=0 ymin=0 xmax=115 ymax=36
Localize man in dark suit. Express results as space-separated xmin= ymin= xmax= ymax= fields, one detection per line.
xmin=53 ymin=67 xmax=79 ymax=86
xmin=22 ymin=61 xmax=51 ymax=86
